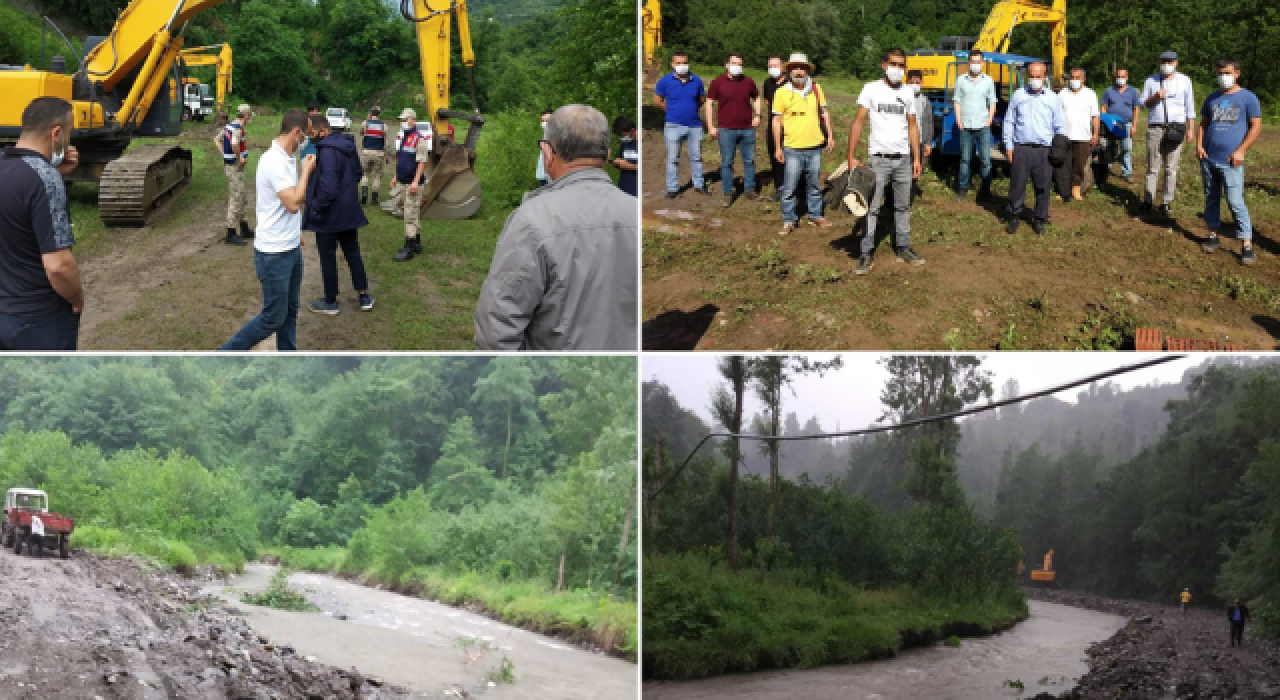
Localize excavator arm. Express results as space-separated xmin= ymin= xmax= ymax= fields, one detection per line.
xmin=974 ymin=0 xmax=1067 ymax=87
xmin=179 ymin=43 xmax=232 ymax=116
xmin=642 ymin=0 xmax=661 ymax=68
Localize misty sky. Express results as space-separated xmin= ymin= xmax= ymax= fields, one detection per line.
xmin=644 ymin=354 xmax=1257 ymax=433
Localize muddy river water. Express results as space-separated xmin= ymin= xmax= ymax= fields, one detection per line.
xmin=644 ymin=600 xmax=1124 ymax=700
xmin=206 ymin=563 xmax=637 ymax=699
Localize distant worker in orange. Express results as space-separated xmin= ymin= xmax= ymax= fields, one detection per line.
xmin=1180 ymin=588 xmax=1191 ymax=612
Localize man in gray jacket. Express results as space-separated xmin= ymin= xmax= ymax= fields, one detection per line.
xmin=474 ymin=105 xmax=637 ymax=350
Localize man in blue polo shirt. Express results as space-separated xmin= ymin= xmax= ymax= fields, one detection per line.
xmin=654 ymin=51 xmax=708 ymax=198
xmin=1197 ymin=58 xmax=1262 ymax=266
xmin=1101 ymin=67 xmax=1142 ymax=183
xmin=1003 ymin=61 xmax=1066 ymax=236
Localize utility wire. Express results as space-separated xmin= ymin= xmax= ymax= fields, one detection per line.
xmin=647 ymin=355 xmax=1186 ymax=501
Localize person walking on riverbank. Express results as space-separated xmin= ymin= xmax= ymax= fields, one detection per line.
xmin=1228 ymin=598 xmax=1250 ymax=646
xmin=1180 ymin=588 xmax=1191 ymax=612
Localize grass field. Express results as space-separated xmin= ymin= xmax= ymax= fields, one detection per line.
xmin=69 ymin=112 xmax=546 ymax=350
xmin=642 ymin=66 xmax=1280 ymax=350
xmin=643 ymin=553 xmax=1028 ymax=681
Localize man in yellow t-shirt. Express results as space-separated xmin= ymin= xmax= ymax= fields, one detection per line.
xmin=1181 ymin=588 xmax=1191 ymax=612
xmin=770 ymin=52 xmax=835 ymax=235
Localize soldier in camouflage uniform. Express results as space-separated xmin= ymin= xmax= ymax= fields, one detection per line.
xmin=393 ymin=107 xmax=430 ymax=261
xmin=358 ymin=107 xmax=393 ymax=206
xmin=217 ymin=103 xmax=254 ymax=245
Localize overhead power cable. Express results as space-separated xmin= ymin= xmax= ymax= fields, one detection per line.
xmin=646 ymin=355 xmax=1186 ymax=501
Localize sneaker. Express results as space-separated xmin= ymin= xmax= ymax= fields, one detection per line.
xmin=1005 ymin=218 xmax=1020 ymax=235
xmin=1031 ymin=220 xmax=1047 ymax=236
xmin=309 ymin=298 xmax=340 ymax=315
xmin=896 ymin=247 xmax=925 ymax=265
xmin=693 ymin=184 xmax=711 ymax=195
xmin=1203 ymin=233 xmax=1220 ymax=254
xmin=359 ymin=293 xmax=375 ymax=311
xmin=665 ymin=191 xmax=678 ymax=199
xmin=855 ymin=254 xmax=874 ymax=275
xmin=1242 ymin=246 xmax=1257 ymax=266
xmin=956 ymin=188 xmax=968 ymax=201
xmin=807 ymin=217 xmax=833 ymax=228
xmin=224 ymin=228 xmax=248 ymax=246
xmin=1158 ymin=203 xmax=1172 ymax=219
xmin=779 ymin=221 xmax=795 ymax=236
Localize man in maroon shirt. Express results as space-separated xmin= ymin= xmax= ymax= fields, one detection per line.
xmin=705 ymin=52 xmax=762 ymax=206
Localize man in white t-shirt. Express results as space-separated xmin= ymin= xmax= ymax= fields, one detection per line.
xmin=1139 ymin=50 xmax=1196 ymax=218
xmin=221 ymin=109 xmax=316 ymax=351
xmin=846 ymin=47 xmax=922 ymax=276
xmin=1059 ymin=67 xmax=1100 ymax=200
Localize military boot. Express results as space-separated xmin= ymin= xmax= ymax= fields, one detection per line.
xmin=361 ymin=186 xmax=369 ymax=205
xmin=371 ymin=191 xmax=379 ymax=206
xmin=239 ymin=221 xmax=255 ymax=239
xmin=225 ymin=227 xmax=247 ymax=245
xmin=411 ymin=236 xmax=423 ymax=255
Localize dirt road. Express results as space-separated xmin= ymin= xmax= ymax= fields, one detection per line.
xmin=0 ymin=550 xmax=405 ymax=699
xmin=644 ymin=600 xmax=1122 ymax=700
xmin=1024 ymin=588 xmax=1280 ymax=699
xmin=211 ymin=563 xmax=637 ymax=700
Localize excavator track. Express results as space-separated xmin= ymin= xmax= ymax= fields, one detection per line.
xmin=98 ymin=145 xmax=193 ymax=227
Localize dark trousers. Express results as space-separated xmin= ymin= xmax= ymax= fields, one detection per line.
xmin=1069 ymin=141 xmax=1091 ymax=187
xmin=1231 ymin=621 xmax=1245 ymax=646
xmin=1008 ymin=144 xmax=1052 ymax=222
xmin=221 ymin=246 xmax=303 ymax=351
xmin=316 ymin=229 xmax=368 ymax=303
xmin=0 ymin=306 xmax=79 ymax=350
xmin=765 ymin=126 xmax=785 ymax=189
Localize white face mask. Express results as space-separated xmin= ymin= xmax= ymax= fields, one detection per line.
xmin=1069 ymin=79 xmax=1082 ymax=90
xmin=768 ymin=67 xmax=781 ymax=78
xmin=1218 ymin=74 xmax=1235 ymax=89
xmin=1115 ymin=77 xmax=1127 ymax=86
xmin=1160 ymin=63 xmax=1175 ymax=75
xmin=1027 ymin=78 xmax=1044 ymax=91
xmin=885 ymin=66 xmax=904 ymax=83
xmin=728 ymin=64 xmax=743 ymax=76
xmin=674 ymin=64 xmax=689 ymax=75
xmin=402 ymin=122 xmax=410 ymax=132
xmin=49 ymin=127 xmax=66 ymax=167
xmin=969 ymin=62 xmax=983 ymax=74
xmin=910 ymin=84 xmax=921 ymax=96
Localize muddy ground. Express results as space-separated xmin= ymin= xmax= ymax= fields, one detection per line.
xmin=1023 ymin=588 xmax=1280 ymax=699
xmin=0 ymin=550 xmax=408 ymax=699
xmin=641 ymin=72 xmax=1280 ymax=350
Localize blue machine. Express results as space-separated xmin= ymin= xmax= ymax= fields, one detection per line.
xmin=926 ymin=51 xmax=1036 ymax=166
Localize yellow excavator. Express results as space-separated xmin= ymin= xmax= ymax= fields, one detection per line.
xmin=642 ymin=0 xmax=661 ymax=70
xmin=0 ymin=0 xmax=240 ymax=226
xmin=1030 ymin=549 xmax=1057 ymax=586
xmin=397 ymin=0 xmax=485 ymax=220
xmin=907 ymin=0 xmax=1068 ymax=93
xmin=177 ymin=43 xmax=232 ymax=120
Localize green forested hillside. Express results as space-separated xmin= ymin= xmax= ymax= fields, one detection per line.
xmin=0 ymin=356 xmax=637 ymax=649
xmin=659 ymin=0 xmax=1280 ymax=108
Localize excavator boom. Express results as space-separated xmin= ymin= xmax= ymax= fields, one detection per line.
xmin=643 ymin=0 xmax=661 ymax=68
xmin=974 ymin=0 xmax=1067 ymax=86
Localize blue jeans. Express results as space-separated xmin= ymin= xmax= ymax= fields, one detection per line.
xmin=222 ymin=246 xmax=303 ymax=351
xmin=1202 ymin=159 xmax=1252 ymax=241
xmin=957 ymin=126 xmax=992 ymax=191
xmin=664 ymin=123 xmax=704 ymax=192
xmin=718 ymin=128 xmax=756 ymax=194
xmin=780 ymin=148 xmax=823 ymax=223
xmin=1119 ymin=136 xmax=1133 ymax=177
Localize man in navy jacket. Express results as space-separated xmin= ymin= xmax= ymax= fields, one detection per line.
xmin=303 ymin=114 xmax=374 ymax=315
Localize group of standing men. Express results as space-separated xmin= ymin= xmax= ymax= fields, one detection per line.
xmin=656 ymin=46 xmax=1265 ymax=273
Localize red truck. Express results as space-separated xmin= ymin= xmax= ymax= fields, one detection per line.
xmin=2 ymin=489 xmax=73 ymax=559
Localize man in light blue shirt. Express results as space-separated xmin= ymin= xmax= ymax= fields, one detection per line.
xmin=1003 ymin=62 xmax=1065 ymax=235
xmin=953 ymin=49 xmax=998 ymax=201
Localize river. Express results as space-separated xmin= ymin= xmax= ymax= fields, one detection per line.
xmin=644 ymin=600 xmax=1124 ymax=700
xmin=206 ymin=563 xmax=637 ymax=699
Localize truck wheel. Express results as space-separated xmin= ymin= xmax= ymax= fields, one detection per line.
xmin=59 ymin=536 xmax=69 ymax=560
xmin=12 ymin=530 xmax=21 ymax=555
xmin=30 ymin=535 xmax=42 ymax=559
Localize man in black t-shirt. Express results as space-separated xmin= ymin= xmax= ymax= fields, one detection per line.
xmin=612 ymin=115 xmax=639 ymax=196
xmin=760 ymin=54 xmax=788 ymax=200
xmin=0 ymin=97 xmax=84 ymax=350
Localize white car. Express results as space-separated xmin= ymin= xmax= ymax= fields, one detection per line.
xmin=326 ymin=107 xmax=351 ymax=131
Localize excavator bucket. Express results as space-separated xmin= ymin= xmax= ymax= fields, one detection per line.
xmin=420 ymin=144 xmax=483 ymax=220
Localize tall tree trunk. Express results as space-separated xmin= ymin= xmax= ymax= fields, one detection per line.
xmin=556 ymin=534 xmax=571 ymax=592
xmin=501 ymin=398 xmax=512 ymax=479
xmin=647 ymin=437 xmax=664 ymax=557
xmin=614 ymin=481 xmax=636 ymax=586
xmin=727 ymin=363 xmax=744 ymax=572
